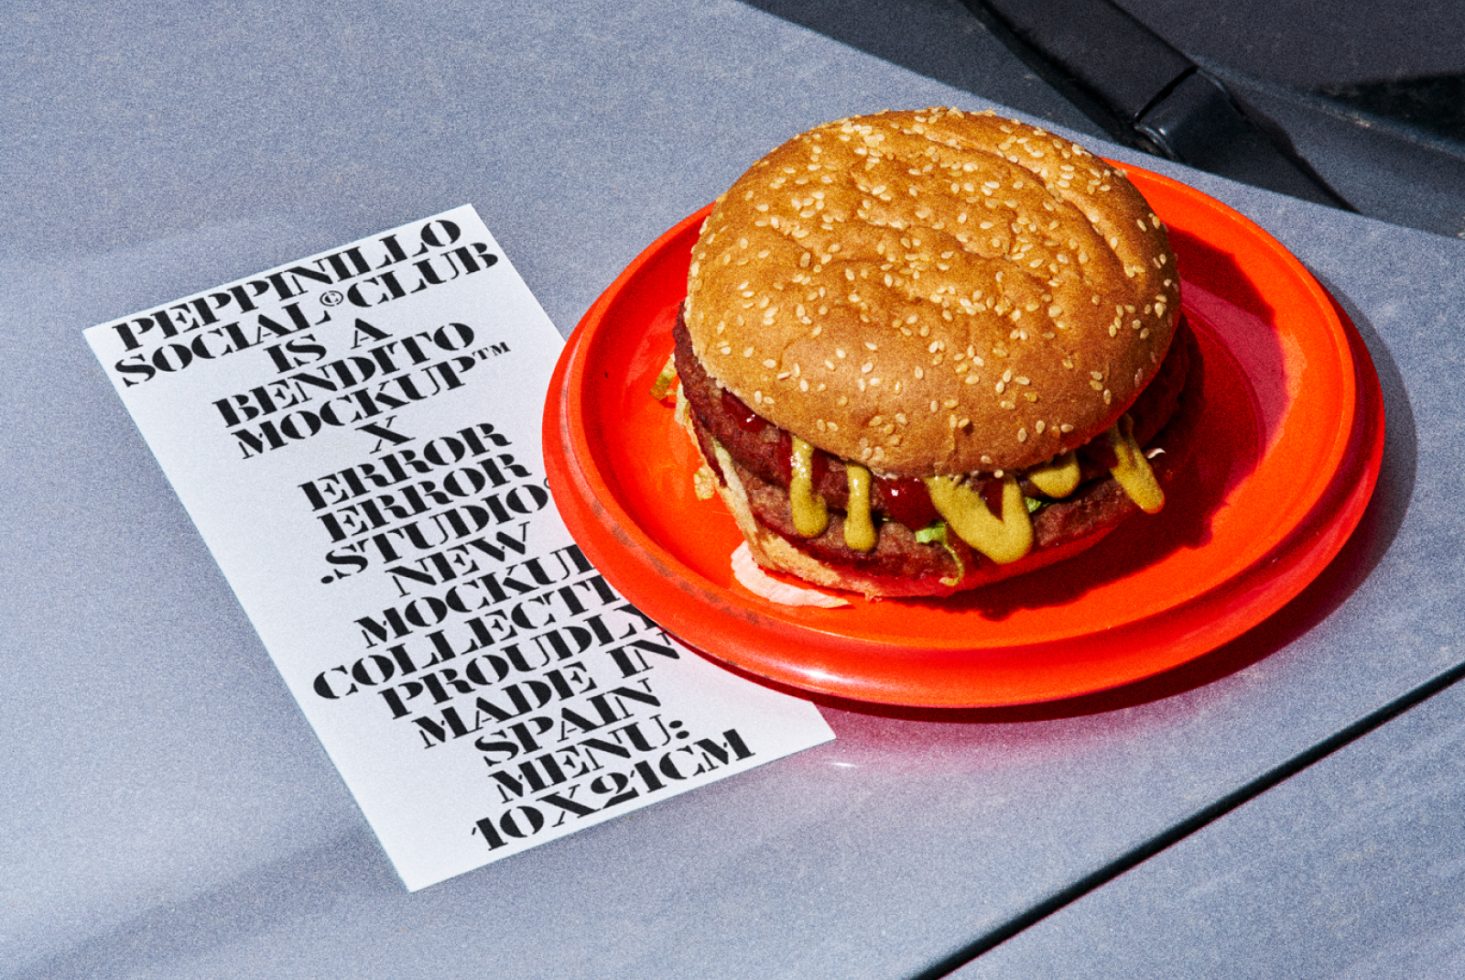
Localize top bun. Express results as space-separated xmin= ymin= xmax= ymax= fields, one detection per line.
xmin=684 ymin=107 xmax=1181 ymax=476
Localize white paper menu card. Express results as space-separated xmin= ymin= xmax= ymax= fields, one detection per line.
xmin=84 ymin=205 xmax=834 ymax=890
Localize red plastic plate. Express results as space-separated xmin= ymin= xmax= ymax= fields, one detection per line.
xmin=544 ymin=165 xmax=1385 ymax=707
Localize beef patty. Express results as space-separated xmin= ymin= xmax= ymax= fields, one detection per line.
xmin=674 ymin=311 xmax=1196 ymax=582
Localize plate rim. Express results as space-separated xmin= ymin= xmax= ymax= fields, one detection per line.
xmin=545 ymin=165 xmax=1384 ymax=706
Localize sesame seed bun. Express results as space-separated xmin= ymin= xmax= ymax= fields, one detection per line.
xmin=684 ymin=107 xmax=1180 ymax=475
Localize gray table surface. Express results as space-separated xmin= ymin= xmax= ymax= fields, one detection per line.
xmin=959 ymin=674 xmax=1465 ymax=979
xmin=5 ymin=2 xmax=1464 ymax=977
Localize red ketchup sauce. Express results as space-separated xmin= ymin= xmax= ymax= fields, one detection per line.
xmin=720 ymin=387 xmax=964 ymax=530
xmin=876 ymin=476 xmax=938 ymax=530
xmin=720 ymin=388 xmax=767 ymax=433
xmin=721 ymin=389 xmax=828 ymax=486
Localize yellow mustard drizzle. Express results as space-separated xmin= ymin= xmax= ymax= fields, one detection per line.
xmin=789 ymin=435 xmax=829 ymax=537
xmin=923 ymin=472 xmax=1034 ymax=564
xmin=1107 ymin=415 xmax=1164 ymax=513
xmin=843 ymin=463 xmax=876 ymax=552
xmin=1027 ymin=451 xmax=1080 ymax=498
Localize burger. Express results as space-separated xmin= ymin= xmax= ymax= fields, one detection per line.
xmin=669 ymin=107 xmax=1194 ymax=598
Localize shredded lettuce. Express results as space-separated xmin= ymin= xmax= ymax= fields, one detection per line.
xmin=649 ymin=352 xmax=677 ymax=400
xmin=914 ymin=522 xmax=965 ymax=587
xmin=1025 ymin=495 xmax=1046 ymax=515
xmin=692 ymin=464 xmax=718 ymax=501
xmin=913 ymin=524 xmax=942 ymax=545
